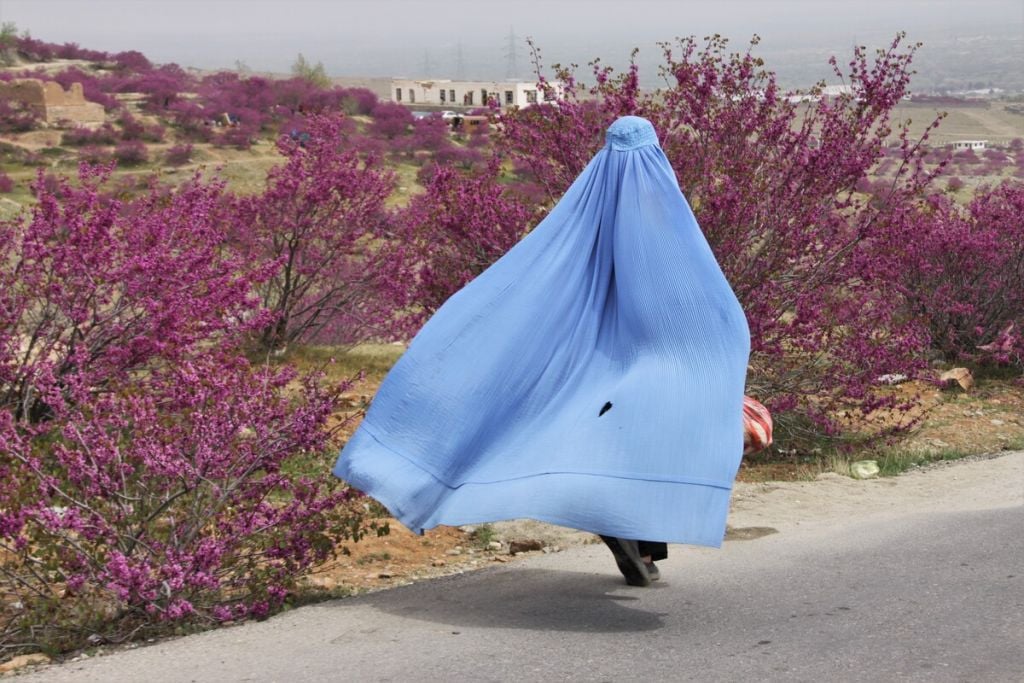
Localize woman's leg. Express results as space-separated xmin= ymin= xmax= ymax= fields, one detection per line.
xmin=598 ymin=536 xmax=651 ymax=586
xmin=637 ymin=541 xmax=668 ymax=563
xmin=636 ymin=541 xmax=666 ymax=581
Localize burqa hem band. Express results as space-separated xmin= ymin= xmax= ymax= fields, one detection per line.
xmin=341 ymin=424 xmax=734 ymax=547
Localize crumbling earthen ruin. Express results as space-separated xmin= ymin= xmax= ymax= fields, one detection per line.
xmin=0 ymin=78 xmax=105 ymax=127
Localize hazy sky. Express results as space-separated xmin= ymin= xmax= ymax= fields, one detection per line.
xmin=1 ymin=0 xmax=1021 ymax=86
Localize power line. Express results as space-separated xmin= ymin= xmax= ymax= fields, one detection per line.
xmin=455 ymin=42 xmax=465 ymax=81
xmin=503 ymin=26 xmax=521 ymax=80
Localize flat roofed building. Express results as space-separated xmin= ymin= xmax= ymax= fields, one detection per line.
xmin=953 ymin=140 xmax=988 ymax=150
xmin=390 ymin=78 xmax=560 ymax=109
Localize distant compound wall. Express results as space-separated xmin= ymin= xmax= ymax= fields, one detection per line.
xmin=0 ymin=78 xmax=105 ymax=127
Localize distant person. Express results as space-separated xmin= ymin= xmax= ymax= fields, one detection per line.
xmin=334 ymin=116 xmax=750 ymax=586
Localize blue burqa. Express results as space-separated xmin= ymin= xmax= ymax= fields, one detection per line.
xmin=334 ymin=116 xmax=750 ymax=547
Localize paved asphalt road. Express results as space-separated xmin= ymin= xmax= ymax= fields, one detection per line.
xmin=25 ymin=457 xmax=1024 ymax=683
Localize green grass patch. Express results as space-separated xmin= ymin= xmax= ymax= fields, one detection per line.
xmin=355 ymin=551 xmax=391 ymax=565
xmin=388 ymin=161 xmax=423 ymax=208
xmin=291 ymin=343 xmax=405 ymax=383
xmin=287 ymin=584 xmax=359 ymax=607
xmin=39 ymin=146 xmax=69 ymax=157
xmin=207 ymin=156 xmax=280 ymax=195
xmin=469 ymin=523 xmax=497 ymax=547
xmin=747 ymin=394 xmax=1024 ymax=481
xmin=964 ymin=363 xmax=1024 ymax=382
xmin=827 ymin=437 xmax=1024 ymax=478
xmin=874 ymin=447 xmax=971 ymax=475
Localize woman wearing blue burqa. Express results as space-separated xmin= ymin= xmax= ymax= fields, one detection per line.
xmin=334 ymin=116 xmax=750 ymax=587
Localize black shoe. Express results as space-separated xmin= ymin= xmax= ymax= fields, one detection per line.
xmin=599 ymin=536 xmax=651 ymax=587
xmin=645 ymin=561 xmax=660 ymax=581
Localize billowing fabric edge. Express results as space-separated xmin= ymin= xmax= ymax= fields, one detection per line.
xmin=335 ymin=423 xmax=735 ymax=548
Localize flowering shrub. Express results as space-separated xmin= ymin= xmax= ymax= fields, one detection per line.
xmin=37 ymin=172 xmax=63 ymax=197
xmin=466 ymin=122 xmax=491 ymax=149
xmin=195 ymin=73 xmax=276 ymax=129
xmin=0 ymin=173 xmax=13 ymax=193
xmin=13 ymin=35 xmax=107 ymax=65
xmin=171 ymin=74 xmax=379 ymax=142
xmin=13 ymin=35 xmax=56 ymax=61
xmin=117 ymin=113 xmax=165 ymax=143
xmin=10 ymin=32 xmax=387 ymax=148
xmin=394 ymin=158 xmax=536 ymax=324
xmin=1 ymin=168 xmax=266 ymax=417
xmin=982 ymin=149 xmax=1009 ymax=164
xmin=409 ymin=116 xmax=452 ymax=152
xmin=0 ymin=98 xmax=39 ymax=133
xmin=880 ymin=182 xmax=1024 ymax=367
xmin=213 ymin=124 xmax=259 ymax=150
xmin=369 ymin=102 xmax=413 ymax=139
xmin=166 ymin=100 xmax=213 ymax=143
xmin=164 ymin=143 xmax=193 ymax=166
xmin=0 ymin=165 xmax=377 ymax=656
xmin=111 ymin=49 xmax=152 ymax=73
xmin=77 ymin=145 xmax=112 ymax=164
xmin=0 ymin=352 xmax=371 ymax=654
xmin=233 ymin=115 xmax=399 ymax=350
xmin=433 ymin=146 xmax=485 ymax=171
xmin=953 ymin=149 xmax=979 ymax=164
xmin=61 ymin=124 xmax=119 ymax=147
xmin=339 ymin=87 xmax=378 ymax=115
xmin=496 ymin=34 xmax=941 ymax=428
xmin=113 ymin=140 xmax=149 ymax=165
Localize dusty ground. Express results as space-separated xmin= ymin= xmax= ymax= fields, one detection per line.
xmin=899 ymin=380 xmax=1024 ymax=452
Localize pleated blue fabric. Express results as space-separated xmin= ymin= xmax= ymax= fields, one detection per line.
xmin=334 ymin=116 xmax=750 ymax=547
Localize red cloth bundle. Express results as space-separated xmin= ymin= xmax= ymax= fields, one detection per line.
xmin=742 ymin=396 xmax=773 ymax=455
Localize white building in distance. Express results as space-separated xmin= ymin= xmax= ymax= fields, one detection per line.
xmin=953 ymin=140 xmax=988 ymax=151
xmin=787 ymin=84 xmax=856 ymax=104
xmin=390 ymin=78 xmax=560 ymax=109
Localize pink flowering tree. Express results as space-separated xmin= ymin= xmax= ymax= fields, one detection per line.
xmin=497 ymin=34 xmax=943 ymax=431
xmin=110 ymin=50 xmax=152 ymax=73
xmin=409 ymin=116 xmax=452 ymax=152
xmin=338 ymin=87 xmax=378 ymax=115
xmin=0 ymin=97 xmax=39 ymax=133
xmin=113 ymin=140 xmax=149 ymax=165
xmin=392 ymin=158 xmax=536 ymax=326
xmin=234 ymin=115 xmax=399 ymax=351
xmin=0 ymin=355 xmax=368 ymax=653
xmin=369 ymin=102 xmax=414 ymax=140
xmin=0 ymin=165 xmax=378 ymax=656
xmin=164 ymin=143 xmax=193 ymax=166
xmin=0 ymin=167 xmax=268 ymax=421
xmin=878 ymin=182 xmax=1024 ymax=368
xmin=117 ymin=112 xmax=165 ymax=143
